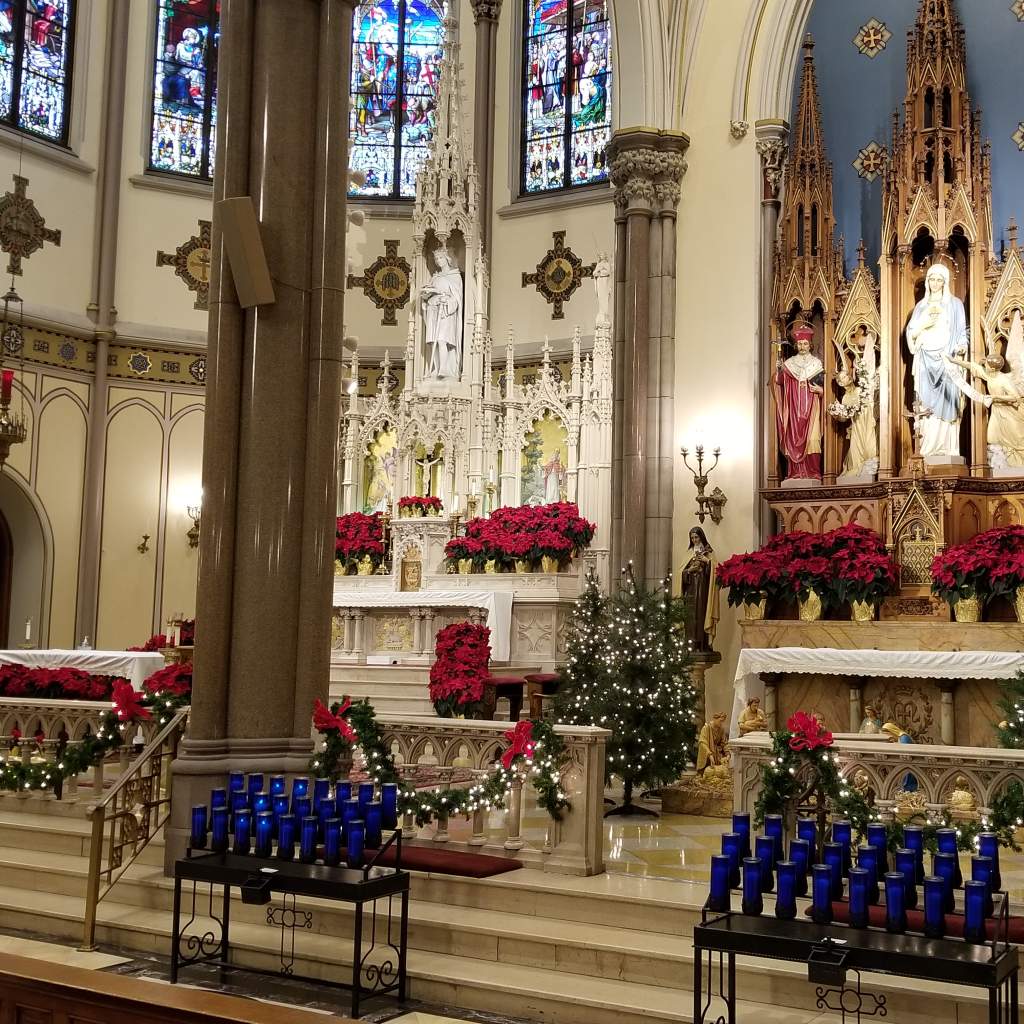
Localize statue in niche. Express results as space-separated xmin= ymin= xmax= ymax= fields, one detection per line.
xmin=906 ymin=263 xmax=968 ymax=459
xmin=772 ymin=324 xmax=825 ymax=481
xmin=828 ymin=330 xmax=879 ymax=479
xmin=421 ymin=241 xmax=464 ymax=381
xmin=414 ymin=448 xmax=443 ymax=498
xmin=679 ymin=526 xmax=719 ymax=653
xmin=543 ymin=449 xmax=566 ymax=504
xmin=696 ymin=712 xmax=729 ymax=774
xmin=593 ymin=251 xmax=611 ymax=326
xmin=364 ymin=426 xmax=397 ymax=513
xmin=945 ymin=312 xmax=1024 ymax=469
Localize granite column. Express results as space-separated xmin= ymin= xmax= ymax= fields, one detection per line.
xmin=470 ymin=0 xmax=501 ymax=254
xmin=167 ymin=0 xmax=354 ymax=868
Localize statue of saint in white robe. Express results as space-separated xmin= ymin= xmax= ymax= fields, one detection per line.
xmin=422 ymin=247 xmax=464 ymax=381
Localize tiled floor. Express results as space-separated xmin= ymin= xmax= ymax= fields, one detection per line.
xmin=0 ymin=934 xmax=129 ymax=971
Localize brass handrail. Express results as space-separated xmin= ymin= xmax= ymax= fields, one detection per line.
xmin=80 ymin=705 xmax=189 ymax=950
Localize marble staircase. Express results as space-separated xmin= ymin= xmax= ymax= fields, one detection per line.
xmin=0 ymin=806 xmax=1016 ymax=1024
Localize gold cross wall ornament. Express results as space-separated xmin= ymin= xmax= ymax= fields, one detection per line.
xmin=0 ymin=174 xmax=61 ymax=276
xmin=521 ymin=230 xmax=595 ymax=319
xmin=347 ymin=239 xmax=412 ymax=326
xmin=157 ymin=219 xmax=212 ymax=310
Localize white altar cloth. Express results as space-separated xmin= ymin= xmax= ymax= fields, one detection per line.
xmin=0 ymin=649 xmax=167 ymax=689
xmin=732 ymin=646 xmax=1024 ymax=734
xmin=332 ymin=587 xmax=514 ymax=661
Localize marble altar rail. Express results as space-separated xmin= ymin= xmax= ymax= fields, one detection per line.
xmin=730 ymin=732 xmax=1024 ymax=821
xmin=373 ymin=714 xmax=610 ymax=876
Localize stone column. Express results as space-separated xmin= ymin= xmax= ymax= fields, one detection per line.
xmin=167 ymin=0 xmax=354 ymax=870
xmin=754 ymin=121 xmax=788 ymax=528
xmin=607 ymin=129 xmax=688 ymax=587
xmin=75 ymin=1 xmax=131 ymax=645
xmin=470 ymin=0 xmax=501 ymax=255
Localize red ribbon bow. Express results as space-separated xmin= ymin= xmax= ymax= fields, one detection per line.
xmin=786 ymin=710 xmax=833 ymax=752
xmin=312 ymin=698 xmax=356 ymax=742
xmin=501 ymin=720 xmax=536 ymax=770
xmin=112 ymin=680 xmax=152 ymax=722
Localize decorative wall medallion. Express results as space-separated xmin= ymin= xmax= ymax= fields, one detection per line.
xmin=157 ymin=219 xmax=212 ymax=310
xmin=521 ymin=230 xmax=596 ymax=319
xmin=1014 ymin=122 xmax=1024 ymax=152
xmin=1013 ymin=1 xmax=1024 ymax=22
xmin=346 ymin=240 xmax=411 ymax=326
xmin=853 ymin=18 xmax=891 ymax=58
xmin=58 ymin=341 xmax=76 ymax=362
xmin=0 ymin=174 xmax=61 ymax=276
xmin=853 ymin=141 xmax=888 ymax=182
xmin=1 ymin=322 xmax=23 ymax=356
xmin=188 ymin=356 xmax=207 ymax=384
xmin=128 ymin=352 xmax=152 ymax=376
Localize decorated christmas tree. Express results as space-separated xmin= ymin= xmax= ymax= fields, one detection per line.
xmin=556 ymin=565 xmax=699 ymax=814
xmin=995 ymin=671 xmax=1024 ymax=749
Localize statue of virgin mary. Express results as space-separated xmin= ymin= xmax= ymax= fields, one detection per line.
xmin=906 ymin=263 xmax=969 ymax=459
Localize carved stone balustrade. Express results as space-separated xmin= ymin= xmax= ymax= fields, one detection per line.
xmin=368 ymin=714 xmax=610 ymax=875
xmin=730 ymin=732 xmax=1024 ymax=820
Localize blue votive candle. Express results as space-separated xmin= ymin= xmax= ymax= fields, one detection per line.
xmin=255 ymin=811 xmax=274 ymax=857
xmin=358 ymin=781 xmax=375 ymax=815
xmin=963 ymin=880 xmax=988 ymax=944
xmin=732 ymin=812 xmax=752 ymax=859
xmin=848 ymin=867 xmax=869 ymax=929
xmin=856 ymin=845 xmax=879 ymax=905
xmin=233 ymin=808 xmax=251 ymax=855
xmin=764 ymin=814 xmax=784 ymax=865
xmin=775 ymin=861 xmax=797 ymax=920
xmin=935 ymin=829 xmax=962 ymax=887
xmin=252 ymin=790 xmax=271 ymax=815
xmin=276 ymin=813 xmax=296 ymax=861
xmin=299 ymin=815 xmax=319 ymax=864
xmin=811 ymin=864 xmax=833 ymax=925
xmin=292 ymin=796 xmax=312 ymax=820
xmin=228 ymin=770 xmax=245 ymax=793
xmin=341 ymin=797 xmax=360 ymax=840
xmin=923 ymin=876 xmax=946 ymax=939
xmin=933 ymin=851 xmax=958 ymax=914
xmin=323 ymin=818 xmax=342 ymax=867
xmin=796 ymin=817 xmax=817 ymax=850
xmin=318 ymin=799 xmax=336 ymax=839
xmin=709 ymin=854 xmax=732 ymax=912
xmin=722 ymin=832 xmax=742 ymax=889
xmin=246 ymin=773 xmax=264 ymax=803
xmin=822 ymin=842 xmax=844 ymax=898
xmin=977 ymin=833 xmax=1002 ymax=892
xmin=741 ymin=857 xmax=763 ymax=915
xmin=903 ymin=826 xmax=925 ymax=884
xmin=291 ymin=776 xmax=310 ymax=802
xmin=894 ymin=848 xmax=918 ymax=910
xmin=272 ymin=794 xmax=289 ymax=834
xmin=832 ymin=820 xmax=852 ymax=875
xmin=313 ymin=776 xmax=331 ymax=810
xmin=210 ymin=787 xmax=228 ymax=810
xmin=230 ymin=789 xmax=248 ymax=822
xmin=336 ymin=781 xmax=352 ymax=804
xmin=365 ymin=800 xmax=383 ymax=849
xmin=971 ymin=855 xmax=994 ymax=918
xmin=347 ymin=819 xmax=365 ymax=869
xmin=190 ymin=805 xmax=208 ymax=849
xmin=211 ymin=805 xmax=229 ymax=853
xmin=755 ymin=835 xmax=775 ymax=893
xmin=789 ymin=838 xmax=809 ymax=897
xmin=381 ymin=782 xmax=399 ymax=829
xmin=884 ymin=872 xmax=907 ymax=934
xmin=867 ymin=823 xmax=889 ymax=874
xmin=269 ymin=774 xmax=287 ymax=797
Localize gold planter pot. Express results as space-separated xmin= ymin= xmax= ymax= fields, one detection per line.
xmin=953 ymin=595 xmax=981 ymax=622
xmin=457 ymin=558 xmax=473 ymax=575
xmin=356 ymin=556 xmax=376 ymax=576
xmin=798 ymin=588 xmax=823 ymax=622
xmin=334 ymin=559 xmax=345 ymax=576
xmin=742 ymin=598 xmax=767 ymax=620
xmin=850 ymin=599 xmax=875 ymax=623
xmin=541 ymin=555 xmax=560 ymax=574
xmin=514 ymin=560 xmax=531 ymax=574
xmin=1014 ymin=586 xmax=1024 ymax=623
xmin=484 ymin=559 xmax=498 ymax=574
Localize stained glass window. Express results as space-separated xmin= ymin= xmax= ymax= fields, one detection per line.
xmin=149 ymin=0 xmax=219 ymax=179
xmin=0 ymin=1 xmax=75 ymax=144
xmin=349 ymin=0 xmax=445 ymax=200
xmin=522 ymin=0 xmax=611 ymax=195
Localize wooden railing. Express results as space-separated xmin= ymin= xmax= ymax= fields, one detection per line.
xmin=81 ymin=706 xmax=189 ymax=949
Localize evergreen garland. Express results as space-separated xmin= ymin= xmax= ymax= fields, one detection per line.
xmin=555 ymin=565 xmax=699 ymax=812
xmin=995 ymin=671 xmax=1024 ymax=749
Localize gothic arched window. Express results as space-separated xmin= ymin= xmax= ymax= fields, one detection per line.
xmin=522 ymin=0 xmax=611 ymax=195
xmin=348 ymin=0 xmax=445 ymax=200
xmin=149 ymin=0 xmax=219 ymax=180
xmin=0 ymin=0 xmax=76 ymax=144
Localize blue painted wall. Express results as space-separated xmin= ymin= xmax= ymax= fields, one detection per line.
xmin=799 ymin=0 xmax=1024 ymax=273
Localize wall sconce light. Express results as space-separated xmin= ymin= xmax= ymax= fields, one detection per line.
xmin=137 ymin=533 xmax=150 ymax=554
xmin=680 ymin=443 xmax=728 ymax=524
xmin=186 ymin=505 xmax=201 ymax=548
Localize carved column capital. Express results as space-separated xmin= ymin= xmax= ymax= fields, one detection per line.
xmin=608 ymin=128 xmax=689 ymax=214
xmin=754 ymin=120 xmax=789 ymax=202
xmin=470 ymin=0 xmax=502 ymax=22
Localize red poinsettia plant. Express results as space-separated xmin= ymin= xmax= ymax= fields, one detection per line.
xmin=0 ymin=665 xmax=118 ymax=701
xmin=786 ymin=710 xmax=833 ymax=752
xmin=444 ymin=535 xmax=486 ymax=569
xmin=336 ymin=512 xmax=385 ymax=565
xmin=931 ymin=526 xmax=1024 ymax=607
xmin=128 ymin=633 xmax=167 ymax=653
xmin=429 ymin=622 xmax=491 ymax=717
xmin=142 ymin=661 xmax=193 ymax=699
xmin=398 ymin=495 xmax=443 ymax=515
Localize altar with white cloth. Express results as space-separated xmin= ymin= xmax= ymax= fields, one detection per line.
xmin=732 ymin=645 xmax=1024 ymax=746
xmin=0 ymin=649 xmax=167 ymax=689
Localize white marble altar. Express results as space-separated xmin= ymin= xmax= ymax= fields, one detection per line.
xmin=0 ymin=649 xmax=166 ymax=688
